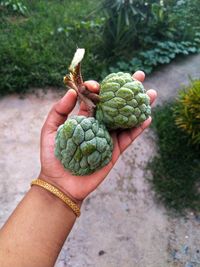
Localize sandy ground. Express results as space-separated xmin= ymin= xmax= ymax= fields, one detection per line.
xmin=0 ymin=54 xmax=200 ymax=267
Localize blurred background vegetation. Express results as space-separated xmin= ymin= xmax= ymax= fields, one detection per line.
xmin=0 ymin=0 xmax=200 ymax=214
xmin=0 ymin=0 xmax=200 ymax=94
xmin=150 ymin=80 xmax=200 ymax=213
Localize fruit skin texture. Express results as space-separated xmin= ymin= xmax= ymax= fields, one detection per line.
xmin=95 ymin=72 xmax=151 ymax=130
xmin=54 ymin=115 xmax=113 ymax=176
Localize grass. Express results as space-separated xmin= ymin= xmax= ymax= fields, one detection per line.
xmin=1 ymin=1 xmax=200 ymax=95
xmin=0 ymin=0 xmax=103 ymax=95
xmin=149 ymin=103 xmax=200 ymax=214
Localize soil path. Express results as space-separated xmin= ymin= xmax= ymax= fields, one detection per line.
xmin=0 ymin=54 xmax=200 ymax=267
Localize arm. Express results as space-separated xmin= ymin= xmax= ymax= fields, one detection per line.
xmin=0 ymin=186 xmax=77 ymax=267
xmin=0 ymin=71 xmax=157 ymax=267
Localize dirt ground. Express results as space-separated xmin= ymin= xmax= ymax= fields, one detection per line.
xmin=0 ymin=54 xmax=200 ymax=267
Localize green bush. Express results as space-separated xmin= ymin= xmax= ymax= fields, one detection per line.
xmin=100 ymin=0 xmax=173 ymax=58
xmin=0 ymin=0 xmax=104 ymax=95
xmin=149 ymin=103 xmax=200 ymax=213
xmin=99 ymin=0 xmax=200 ymax=73
xmin=1 ymin=0 xmax=200 ymax=94
xmin=101 ymin=0 xmax=200 ymax=55
xmin=0 ymin=0 xmax=28 ymax=16
xmin=109 ymin=40 xmax=200 ymax=74
xmin=173 ymin=80 xmax=200 ymax=145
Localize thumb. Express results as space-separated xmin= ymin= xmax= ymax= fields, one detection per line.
xmin=43 ymin=89 xmax=77 ymax=132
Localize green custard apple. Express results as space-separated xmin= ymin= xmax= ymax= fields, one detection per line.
xmin=55 ymin=115 xmax=113 ymax=176
xmin=95 ymin=72 xmax=151 ymax=130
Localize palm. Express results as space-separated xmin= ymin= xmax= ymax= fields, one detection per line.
xmin=39 ymin=72 xmax=157 ymax=201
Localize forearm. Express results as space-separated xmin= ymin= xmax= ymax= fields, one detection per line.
xmin=0 ymin=185 xmax=77 ymax=267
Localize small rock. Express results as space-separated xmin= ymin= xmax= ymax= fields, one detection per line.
xmin=98 ymin=250 xmax=106 ymax=256
xmin=182 ymin=245 xmax=189 ymax=255
xmin=171 ymin=249 xmax=178 ymax=260
xmin=195 ymin=215 xmax=200 ymax=222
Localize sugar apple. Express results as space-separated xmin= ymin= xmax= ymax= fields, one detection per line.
xmin=95 ymin=72 xmax=151 ymax=130
xmin=55 ymin=115 xmax=113 ymax=176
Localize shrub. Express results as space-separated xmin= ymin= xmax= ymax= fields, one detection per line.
xmin=100 ymin=0 xmax=200 ymax=57
xmin=1 ymin=0 xmax=200 ymax=94
xmin=109 ymin=40 xmax=200 ymax=74
xmin=100 ymin=0 xmax=173 ymax=58
xmin=173 ymin=80 xmax=200 ymax=145
xmin=149 ymin=103 xmax=200 ymax=213
xmin=99 ymin=0 xmax=200 ymax=75
xmin=0 ymin=0 xmax=28 ymax=16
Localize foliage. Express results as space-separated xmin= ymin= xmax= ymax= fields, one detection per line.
xmin=109 ymin=39 xmax=200 ymax=74
xmin=171 ymin=0 xmax=200 ymax=42
xmin=0 ymin=0 xmax=104 ymax=95
xmin=100 ymin=0 xmax=200 ymax=69
xmin=101 ymin=0 xmax=172 ymax=57
xmin=173 ymin=80 xmax=200 ymax=145
xmin=101 ymin=0 xmax=200 ymax=56
xmin=0 ymin=0 xmax=28 ymax=16
xmin=149 ymin=103 xmax=200 ymax=213
xmin=1 ymin=0 xmax=200 ymax=94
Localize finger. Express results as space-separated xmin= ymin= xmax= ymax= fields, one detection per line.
xmin=78 ymin=80 xmax=100 ymax=116
xmin=83 ymin=80 xmax=100 ymax=93
xmin=118 ymin=117 xmax=152 ymax=153
xmin=43 ymin=89 xmax=77 ymax=131
xmin=132 ymin=70 xmax=145 ymax=82
xmin=117 ymin=130 xmax=132 ymax=153
xmin=78 ymin=102 xmax=89 ymax=116
xmin=147 ymin=89 xmax=157 ymax=105
xmin=130 ymin=117 xmax=152 ymax=141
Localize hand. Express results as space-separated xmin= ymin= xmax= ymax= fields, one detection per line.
xmin=39 ymin=71 xmax=157 ymax=204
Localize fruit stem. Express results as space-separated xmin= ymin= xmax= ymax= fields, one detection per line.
xmin=64 ymin=75 xmax=97 ymax=117
xmin=64 ymin=49 xmax=100 ymax=117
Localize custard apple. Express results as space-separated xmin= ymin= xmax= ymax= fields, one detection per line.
xmin=95 ymin=72 xmax=151 ymax=129
xmin=55 ymin=115 xmax=113 ymax=176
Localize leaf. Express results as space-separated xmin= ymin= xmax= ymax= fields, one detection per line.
xmin=143 ymin=65 xmax=153 ymax=74
xmin=168 ymin=53 xmax=176 ymax=59
xmin=187 ymin=47 xmax=197 ymax=53
xmin=130 ymin=5 xmax=137 ymax=16
xmin=157 ymin=56 xmax=171 ymax=64
xmin=130 ymin=58 xmax=142 ymax=67
xmin=194 ymin=38 xmax=200 ymax=43
xmin=125 ymin=11 xmax=129 ymax=26
xmin=181 ymin=50 xmax=189 ymax=55
xmin=117 ymin=61 xmax=129 ymax=70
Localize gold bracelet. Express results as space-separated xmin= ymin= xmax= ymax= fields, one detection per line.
xmin=31 ymin=178 xmax=81 ymax=217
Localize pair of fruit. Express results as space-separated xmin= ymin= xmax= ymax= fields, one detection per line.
xmin=55 ymin=49 xmax=151 ymax=176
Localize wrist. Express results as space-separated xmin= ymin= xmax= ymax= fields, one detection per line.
xmin=37 ymin=173 xmax=83 ymax=208
xmin=30 ymin=184 xmax=64 ymax=206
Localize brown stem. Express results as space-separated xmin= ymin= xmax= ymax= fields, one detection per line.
xmin=65 ymin=81 xmax=96 ymax=117
xmin=64 ymin=59 xmax=99 ymax=117
xmin=74 ymin=63 xmax=83 ymax=85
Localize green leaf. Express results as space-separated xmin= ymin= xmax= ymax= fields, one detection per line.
xmin=187 ymin=47 xmax=197 ymax=53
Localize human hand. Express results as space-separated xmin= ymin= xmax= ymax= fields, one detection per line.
xmin=39 ymin=71 xmax=157 ymax=204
